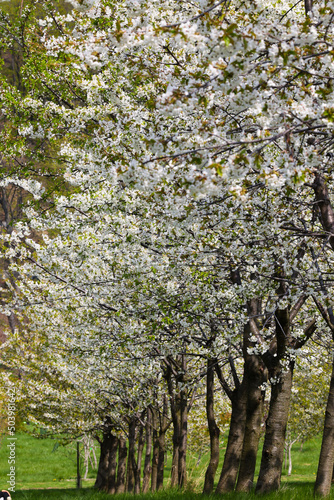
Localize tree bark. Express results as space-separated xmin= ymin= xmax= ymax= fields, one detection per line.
xmin=314 ymin=359 xmax=334 ymax=496
xmin=115 ymin=437 xmax=127 ymax=494
xmin=94 ymin=432 xmax=118 ymax=493
xmin=215 ymin=380 xmax=247 ymax=493
xmin=288 ymin=442 xmax=293 ymax=476
xmin=157 ymin=435 xmax=166 ymax=491
xmin=313 ymin=173 xmax=334 ymax=253
xmin=94 ymin=436 xmax=109 ymax=491
xmin=126 ymin=419 xmax=137 ymax=493
xmin=134 ymin=423 xmax=144 ymax=494
xmin=236 ymin=355 xmax=266 ymax=492
xmin=203 ymin=358 xmax=220 ymax=494
xmin=165 ymin=356 xmax=188 ymax=489
xmin=151 ymin=407 xmax=159 ymax=492
xmin=167 ymin=367 xmax=181 ymax=489
xmin=256 ymin=361 xmax=294 ymax=494
xmin=107 ymin=436 xmax=118 ymax=494
xmin=311 ymin=173 xmax=334 ymax=496
xmin=142 ymin=408 xmax=152 ymax=493
xmin=305 ymin=0 xmax=313 ymax=14
xmin=170 ymin=397 xmax=180 ymax=488
xmin=157 ymin=395 xmax=168 ymax=490
xmin=255 ymin=272 xmax=296 ymax=495
xmin=178 ymin=355 xmax=188 ymax=489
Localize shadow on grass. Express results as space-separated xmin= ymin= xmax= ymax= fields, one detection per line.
xmin=14 ymin=491 xmax=208 ymax=500
xmin=12 ymin=484 xmax=334 ymax=500
xmin=15 ymin=489 xmax=110 ymax=500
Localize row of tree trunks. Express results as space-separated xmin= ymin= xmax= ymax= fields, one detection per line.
xmin=94 ymin=433 xmax=127 ymax=494
xmin=94 ymin=303 xmax=310 ymax=498
xmin=93 ymin=178 xmax=332 ymax=499
xmin=212 ymin=283 xmax=313 ymax=496
xmin=93 ymin=344 xmax=297 ymax=498
xmin=94 ymin=422 xmax=150 ymax=495
xmin=95 ymin=399 xmax=171 ymax=496
xmin=128 ymin=412 xmax=168 ymax=495
xmin=94 ymin=357 xmax=297 ymax=498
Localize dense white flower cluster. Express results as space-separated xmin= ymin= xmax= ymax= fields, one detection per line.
xmin=1 ymin=0 xmax=334 ymax=493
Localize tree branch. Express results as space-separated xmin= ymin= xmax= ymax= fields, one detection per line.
xmin=293 ymin=319 xmax=317 ymax=349
xmin=290 ymin=295 xmax=307 ymax=322
xmin=214 ymin=360 xmax=233 ymax=401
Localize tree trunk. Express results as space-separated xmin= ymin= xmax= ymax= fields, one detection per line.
xmin=312 ymin=172 xmax=334 ymax=496
xmin=170 ymin=396 xmax=180 ymax=488
xmin=151 ymin=407 xmax=159 ymax=492
xmin=94 ymin=432 xmax=118 ymax=493
xmin=288 ymin=442 xmax=293 ymax=476
xmin=284 ymin=446 xmax=287 ymax=471
xmin=157 ymin=395 xmax=168 ymax=491
xmin=215 ymin=381 xmax=247 ymax=493
xmin=95 ymin=436 xmax=109 ymax=491
xmin=256 ymin=362 xmax=294 ymax=494
xmin=314 ymin=359 xmax=334 ymax=496
xmin=142 ymin=408 xmax=152 ymax=493
xmin=166 ymin=357 xmax=188 ymax=489
xmin=107 ymin=436 xmax=118 ymax=494
xmin=116 ymin=437 xmax=127 ymax=494
xmin=126 ymin=419 xmax=137 ymax=493
xmin=305 ymin=0 xmax=313 ymax=14
xmin=157 ymin=434 xmax=166 ymax=491
xmin=178 ymin=357 xmax=188 ymax=489
xmin=236 ymin=355 xmax=266 ymax=492
xmin=134 ymin=424 xmax=144 ymax=494
xmin=203 ymin=358 xmax=220 ymax=494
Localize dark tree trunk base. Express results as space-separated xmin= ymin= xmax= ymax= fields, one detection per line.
xmin=314 ymin=359 xmax=334 ymax=497
xmin=215 ymin=381 xmax=247 ymax=494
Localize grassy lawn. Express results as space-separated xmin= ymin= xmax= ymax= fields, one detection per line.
xmin=0 ymin=432 xmax=98 ymax=490
xmin=10 ymin=485 xmax=334 ymax=499
xmin=0 ymin=432 xmax=330 ymax=498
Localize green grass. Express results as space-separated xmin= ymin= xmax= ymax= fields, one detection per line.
xmin=0 ymin=432 xmax=98 ymax=490
xmin=280 ymin=437 xmax=319 ymax=483
xmin=0 ymin=432 xmax=330 ymax=498
xmin=183 ymin=435 xmax=321 ymax=489
xmin=9 ymin=485 xmax=334 ymax=499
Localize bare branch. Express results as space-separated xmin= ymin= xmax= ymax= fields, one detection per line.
xmin=290 ymin=295 xmax=307 ymax=322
